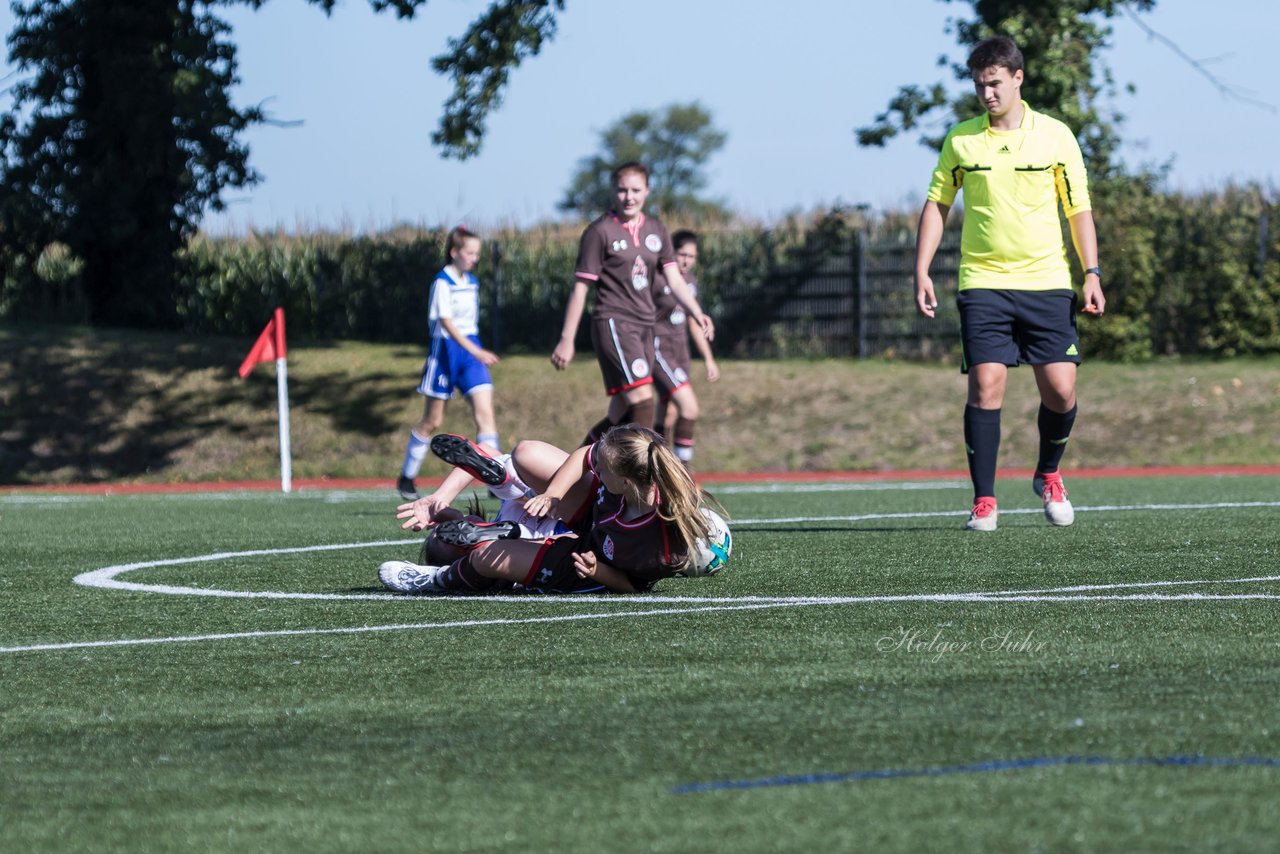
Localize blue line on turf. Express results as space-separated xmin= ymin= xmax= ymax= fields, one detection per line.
xmin=672 ymin=755 xmax=1280 ymax=794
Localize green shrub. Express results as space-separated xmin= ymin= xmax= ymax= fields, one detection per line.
xmin=5 ymin=186 xmax=1278 ymax=359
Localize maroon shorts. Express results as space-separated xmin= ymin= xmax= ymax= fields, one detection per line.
xmin=652 ymin=328 xmax=692 ymax=399
xmin=591 ymin=316 xmax=655 ymax=396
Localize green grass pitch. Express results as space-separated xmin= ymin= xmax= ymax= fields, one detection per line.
xmin=3 ymin=474 xmax=1279 ymax=851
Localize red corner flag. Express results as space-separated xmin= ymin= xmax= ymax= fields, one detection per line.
xmin=237 ymin=307 xmax=293 ymax=493
xmin=238 ymin=308 xmax=287 ymax=378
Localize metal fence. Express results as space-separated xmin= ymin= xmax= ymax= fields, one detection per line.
xmin=716 ymin=231 xmax=962 ymax=359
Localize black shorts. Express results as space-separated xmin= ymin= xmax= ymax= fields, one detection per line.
xmin=591 ymin=316 xmax=655 ymax=396
xmin=520 ymin=535 xmax=609 ymax=594
xmin=957 ymin=288 xmax=1081 ymax=373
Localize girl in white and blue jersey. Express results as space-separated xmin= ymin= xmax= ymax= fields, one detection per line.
xmin=397 ymin=226 xmax=501 ymax=500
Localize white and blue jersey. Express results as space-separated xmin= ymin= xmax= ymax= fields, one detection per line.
xmin=417 ymin=267 xmax=493 ymax=399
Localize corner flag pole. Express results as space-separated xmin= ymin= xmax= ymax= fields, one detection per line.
xmin=238 ymin=307 xmax=293 ymax=493
xmin=273 ymin=309 xmax=292 ymax=493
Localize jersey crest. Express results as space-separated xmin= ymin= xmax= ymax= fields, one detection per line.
xmin=630 ymin=255 xmax=649 ymax=291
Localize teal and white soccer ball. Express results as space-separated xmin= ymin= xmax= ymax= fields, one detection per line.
xmin=686 ymin=508 xmax=732 ymax=577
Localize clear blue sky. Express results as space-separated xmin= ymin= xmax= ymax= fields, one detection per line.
xmin=3 ymin=1 xmax=1278 ymax=234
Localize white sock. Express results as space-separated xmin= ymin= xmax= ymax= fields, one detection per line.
xmin=488 ymin=454 xmax=536 ymax=501
xmin=401 ymin=431 xmax=430 ymax=479
xmin=477 ymin=432 xmax=500 ymax=453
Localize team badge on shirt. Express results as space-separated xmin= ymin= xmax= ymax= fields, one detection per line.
xmin=645 ymin=234 xmax=662 ymax=252
xmin=602 ymin=535 xmax=615 ymax=561
xmin=630 ymin=255 xmax=649 ymax=290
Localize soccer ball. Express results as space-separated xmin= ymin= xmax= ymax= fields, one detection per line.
xmin=685 ymin=507 xmax=732 ymax=577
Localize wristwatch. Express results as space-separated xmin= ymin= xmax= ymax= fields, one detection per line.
xmin=1084 ymin=267 xmax=1102 ymax=278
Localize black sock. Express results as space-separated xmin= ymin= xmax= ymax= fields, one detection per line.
xmin=439 ymin=552 xmax=498 ymax=592
xmin=964 ymin=405 xmax=1001 ymax=500
xmin=1037 ymin=403 xmax=1077 ymax=474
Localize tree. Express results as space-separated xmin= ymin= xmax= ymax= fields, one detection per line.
xmin=0 ymin=0 xmax=264 ymax=325
xmin=0 ymin=0 xmax=564 ymax=326
xmin=430 ymin=0 xmax=564 ymax=161
xmin=558 ymin=102 xmax=729 ymax=220
xmin=855 ymin=0 xmax=1157 ymax=177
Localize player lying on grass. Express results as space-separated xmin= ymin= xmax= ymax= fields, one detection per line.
xmin=379 ymin=425 xmax=720 ymax=594
xmin=395 ymin=433 xmax=574 ymax=566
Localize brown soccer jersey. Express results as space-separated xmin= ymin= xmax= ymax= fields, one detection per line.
xmin=575 ymin=212 xmax=677 ymax=325
xmin=585 ymin=443 xmax=689 ymax=587
xmin=652 ymin=271 xmax=698 ymax=333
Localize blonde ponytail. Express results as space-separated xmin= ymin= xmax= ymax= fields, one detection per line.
xmin=598 ymin=424 xmax=718 ymax=571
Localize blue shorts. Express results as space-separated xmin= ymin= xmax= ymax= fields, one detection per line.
xmin=957 ymin=288 xmax=1081 ymax=373
xmin=417 ymin=335 xmax=493 ymax=399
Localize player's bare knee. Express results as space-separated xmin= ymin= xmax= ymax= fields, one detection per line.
xmin=967 ymin=386 xmax=1005 ymax=409
xmin=511 ymin=439 xmax=534 ymax=464
xmin=625 ymin=386 xmax=654 ymax=404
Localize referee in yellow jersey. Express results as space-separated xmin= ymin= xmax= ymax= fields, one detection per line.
xmin=914 ymin=36 xmax=1106 ymax=532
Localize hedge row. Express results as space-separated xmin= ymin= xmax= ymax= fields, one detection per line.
xmin=4 ymin=180 xmax=1278 ymax=359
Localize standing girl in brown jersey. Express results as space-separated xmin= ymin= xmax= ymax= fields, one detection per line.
xmin=378 ymin=425 xmax=717 ymax=594
xmin=652 ymin=229 xmax=720 ymax=468
xmin=550 ymin=162 xmax=714 ymax=446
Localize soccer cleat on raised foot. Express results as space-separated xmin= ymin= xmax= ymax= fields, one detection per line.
xmin=396 ymin=475 xmax=419 ymax=501
xmin=378 ymin=560 xmax=444 ymax=594
xmin=965 ymin=497 xmax=999 ymax=532
xmin=433 ymin=519 xmax=521 ymax=550
xmin=1033 ymin=470 xmax=1075 ymax=527
xmin=430 ymin=433 xmax=508 ymax=487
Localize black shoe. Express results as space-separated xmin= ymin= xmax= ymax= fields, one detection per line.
xmin=430 ymin=434 xmax=507 ymax=487
xmin=434 ymin=519 xmax=521 ymax=549
xmin=396 ymin=475 xmax=419 ymax=501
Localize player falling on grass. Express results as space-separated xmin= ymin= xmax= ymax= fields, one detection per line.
xmin=396 ymin=226 xmax=502 ymax=501
xmin=652 ymin=230 xmax=720 ymax=469
xmin=396 ymin=433 xmax=572 ymax=567
xmin=914 ymin=36 xmax=1106 ymax=532
xmin=379 ymin=425 xmax=717 ymax=594
xmin=550 ymin=161 xmax=715 ymax=446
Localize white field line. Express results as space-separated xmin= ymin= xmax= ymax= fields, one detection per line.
xmin=735 ymin=500 xmax=1280 ymax=526
xmin=0 ymin=602 xmax=817 ymax=654
xmin=0 ymin=480 xmax=969 ymax=506
xmin=0 ymin=499 xmax=1271 ymax=655
xmin=7 ymin=583 xmax=1280 ymax=655
xmin=712 ymin=481 xmax=970 ymax=494
xmin=70 ymin=500 xmax=1280 ymax=603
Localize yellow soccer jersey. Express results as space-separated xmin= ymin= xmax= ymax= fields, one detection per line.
xmin=927 ymin=101 xmax=1091 ymax=290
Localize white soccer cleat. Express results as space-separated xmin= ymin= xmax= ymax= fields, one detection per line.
xmin=965 ymin=497 xmax=999 ymax=532
xmin=1033 ymin=471 xmax=1075 ymax=527
xmin=378 ymin=560 xmax=444 ymax=594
